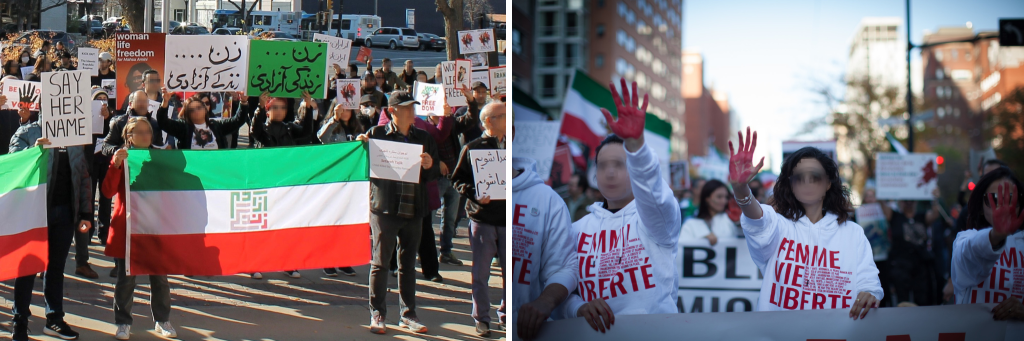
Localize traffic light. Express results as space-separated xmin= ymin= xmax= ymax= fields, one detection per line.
xmin=936 ymin=155 xmax=945 ymax=174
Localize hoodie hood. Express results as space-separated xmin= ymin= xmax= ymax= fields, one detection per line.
xmin=794 ymin=210 xmax=839 ymax=232
xmin=512 ymin=157 xmax=544 ymax=192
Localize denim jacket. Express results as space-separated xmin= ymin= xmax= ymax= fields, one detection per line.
xmin=9 ymin=122 xmax=92 ymax=220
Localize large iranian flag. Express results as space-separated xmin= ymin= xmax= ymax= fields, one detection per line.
xmin=126 ymin=142 xmax=371 ymax=276
xmin=560 ymin=69 xmax=672 ymax=182
xmin=0 ymin=147 xmax=49 ymax=281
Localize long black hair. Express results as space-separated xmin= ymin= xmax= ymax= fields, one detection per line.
xmin=768 ymin=147 xmax=853 ymax=224
xmin=966 ymin=167 xmax=1024 ymax=230
xmin=697 ymin=179 xmax=730 ymax=220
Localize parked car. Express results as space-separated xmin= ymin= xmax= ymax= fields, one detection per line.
xmin=103 ymin=22 xmax=130 ymax=36
xmin=153 ymin=20 xmax=181 ymax=33
xmin=10 ymin=30 xmax=76 ymax=54
xmin=260 ymin=31 xmax=300 ymax=42
xmin=416 ymin=33 xmax=446 ymax=52
xmin=80 ymin=15 xmax=104 ymax=23
xmin=170 ymin=24 xmax=211 ymax=35
xmin=104 ymin=16 xmax=122 ymax=24
xmin=212 ymin=27 xmax=242 ymax=36
xmin=364 ymin=27 xmax=418 ymax=50
xmin=85 ymin=20 xmax=105 ymax=38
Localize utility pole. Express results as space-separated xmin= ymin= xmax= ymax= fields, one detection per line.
xmin=905 ymin=0 xmax=914 ymax=152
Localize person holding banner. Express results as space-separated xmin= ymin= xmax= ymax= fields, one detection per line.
xmin=355 ymin=90 xmax=440 ymax=335
xmin=951 ymin=167 xmax=1024 ymax=320
xmin=430 ymin=86 xmax=481 ymax=266
xmin=679 ymin=179 xmax=740 ymax=246
xmin=156 ymin=90 xmax=251 ymax=150
xmin=102 ymin=90 xmax=163 ymax=156
xmin=250 ymin=91 xmax=315 ymax=149
xmin=8 ymin=117 xmax=93 ymax=341
xmin=102 ymin=117 xmax=178 ymax=339
xmin=356 ymin=94 xmax=382 ymax=129
xmin=361 ymin=73 xmax=386 ymax=111
xmin=555 ymin=79 xmax=681 ymax=334
xmin=89 ymin=90 xmax=113 ymax=258
xmin=317 ymin=100 xmax=366 ymax=144
xmin=728 ymin=131 xmax=882 ymax=318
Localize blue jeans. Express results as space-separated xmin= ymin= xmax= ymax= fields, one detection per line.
xmin=12 ymin=205 xmax=75 ymax=319
xmin=437 ymin=177 xmax=462 ymax=254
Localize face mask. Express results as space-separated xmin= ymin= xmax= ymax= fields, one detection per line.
xmin=21 ymin=57 xmax=29 ymax=63
xmin=361 ymin=107 xmax=375 ymax=115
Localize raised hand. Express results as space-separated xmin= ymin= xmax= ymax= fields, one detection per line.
xmin=989 ymin=182 xmax=1024 ymax=236
xmin=728 ymin=127 xmax=765 ymax=186
xmin=18 ymin=83 xmax=38 ymax=109
xmin=600 ymin=78 xmax=648 ymax=140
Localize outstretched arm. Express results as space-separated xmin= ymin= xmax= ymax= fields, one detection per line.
xmin=729 ymin=127 xmax=765 ymax=219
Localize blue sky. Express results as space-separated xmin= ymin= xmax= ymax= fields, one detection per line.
xmin=683 ymin=0 xmax=1024 ymax=171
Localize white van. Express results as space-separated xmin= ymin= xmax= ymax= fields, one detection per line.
xmin=327 ymin=14 xmax=381 ymax=44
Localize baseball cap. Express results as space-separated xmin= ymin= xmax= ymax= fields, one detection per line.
xmin=360 ymin=94 xmax=376 ymax=105
xmin=472 ymin=81 xmax=488 ymax=91
xmin=388 ymin=90 xmax=420 ymax=107
xmin=98 ymin=52 xmax=113 ymax=61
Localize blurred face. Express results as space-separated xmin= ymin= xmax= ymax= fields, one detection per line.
xmin=100 ymin=59 xmax=112 ymax=69
xmin=435 ymin=64 xmax=442 ymax=79
xmin=268 ymin=100 xmax=287 ymax=122
xmin=187 ymin=100 xmax=207 ymax=123
xmin=707 ymin=187 xmax=729 ymax=214
xmin=383 ymin=60 xmax=392 ymax=70
xmin=404 ymin=61 xmax=413 ymax=72
xmin=473 ymin=87 xmax=488 ymax=104
xmin=61 ymin=57 xmax=71 ymax=65
xmin=862 ymin=189 xmax=877 ymax=204
xmin=788 ymin=158 xmax=831 ymax=205
xmin=568 ymin=174 xmax=583 ymax=197
xmin=128 ymin=122 xmax=153 ymax=148
xmin=131 ymin=91 xmax=148 ymax=113
xmin=417 ymin=74 xmax=427 ymax=83
xmin=362 ymin=77 xmax=376 ymax=89
xmin=56 ymin=42 xmax=64 ymax=50
xmin=349 ymin=66 xmax=358 ymax=77
xmin=482 ymin=103 xmax=505 ymax=136
xmin=144 ymin=72 xmax=161 ymax=92
xmin=128 ymin=70 xmax=143 ymax=90
xmin=391 ymin=104 xmax=416 ymax=126
xmin=334 ymin=104 xmax=352 ymax=121
xmin=982 ymin=178 xmax=1017 ymax=227
xmin=596 ymin=142 xmax=633 ymax=203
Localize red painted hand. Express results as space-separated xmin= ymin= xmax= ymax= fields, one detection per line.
xmin=600 ymin=78 xmax=648 ymax=140
xmin=989 ymin=182 xmax=1024 ymax=236
xmin=727 ymin=127 xmax=765 ymax=186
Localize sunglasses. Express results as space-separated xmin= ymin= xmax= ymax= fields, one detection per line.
xmin=789 ymin=171 xmax=826 ymax=186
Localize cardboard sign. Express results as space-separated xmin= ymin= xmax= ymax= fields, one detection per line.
xmin=457 ymin=29 xmax=496 ymax=54
xmin=413 ymin=82 xmax=444 ymax=116
xmin=355 ymin=46 xmax=372 ymax=64
xmin=77 ymin=48 xmax=99 ymax=76
xmin=334 ymin=79 xmax=360 ymax=110
xmin=40 ymin=70 xmax=92 ymax=148
xmin=20 ymin=66 xmax=33 ymax=80
xmin=876 ymin=152 xmax=939 ymax=200
xmin=312 ymin=33 xmax=352 ymax=74
xmin=511 ymin=120 xmax=562 ymax=180
xmin=472 ymin=70 xmax=490 ymax=91
xmin=247 ymin=40 xmax=328 ymax=99
xmin=115 ymin=33 xmax=165 ymax=111
xmin=368 ymin=139 xmax=423 ymax=183
xmin=92 ymin=100 xmax=105 ymax=135
xmin=164 ymin=35 xmax=249 ymax=92
xmin=440 ymin=59 xmax=472 ymax=107
xmin=1 ymin=80 xmax=41 ymax=110
xmin=488 ymin=66 xmax=506 ymax=95
xmin=468 ymin=149 xmax=506 ymax=200
xmin=101 ymin=79 xmax=116 ymax=99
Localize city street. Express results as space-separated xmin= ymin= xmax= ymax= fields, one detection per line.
xmin=0 ymin=217 xmax=507 ymax=340
xmin=353 ymin=47 xmax=505 ymax=70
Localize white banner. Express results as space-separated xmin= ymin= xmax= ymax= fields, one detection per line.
xmin=441 ymin=59 xmax=472 ymax=107
xmin=312 ymin=33 xmax=352 ymax=72
xmin=530 ymin=304 xmax=1020 ymax=341
xmin=41 ymin=70 xmax=92 ymax=148
xmin=1 ymin=80 xmax=41 ymax=111
xmin=489 ymin=66 xmax=506 ymax=95
xmin=91 ymin=100 xmax=105 ymax=135
xmin=413 ymin=81 xmax=444 ymax=116
xmin=457 ymin=29 xmax=496 ymax=54
xmin=510 ymin=120 xmax=562 ymax=180
xmin=676 ymin=239 xmax=763 ymax=313
xmin=164 ymin=35 xmax=249 ymax=92
xmin=77 ymin=47 xmax=99 ymax=76
xmin=876 ymin=152 xmax=938 ymax=200
xmin=334 ymin=79 xmax=360 ymax=110
xmin=469 ymin=149 xmax=506 ymax=200
xmin=368 ymin=139 xmax=422 ymax=183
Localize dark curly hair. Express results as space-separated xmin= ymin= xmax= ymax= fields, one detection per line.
xmin=966 ymin=167 xmax=1024 ymax=230
xmin=697 ymin=179 xmax=730 ymax=220
xmin=767 ymin=147 xmax=852 ymax=224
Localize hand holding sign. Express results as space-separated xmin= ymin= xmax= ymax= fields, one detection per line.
xmin=420 ymin=153 xmax=433 ymax=170
xmin=849 ymin=291 xmax=879 ymax=320
xmin=468 ymin=149 xmax=506 ymax=200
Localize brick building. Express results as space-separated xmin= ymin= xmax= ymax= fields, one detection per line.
xmin=682 ymin=50 xmax=732 ymax=158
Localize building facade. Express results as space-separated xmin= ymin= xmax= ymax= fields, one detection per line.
xmin=681 ymin=50 xmax=731 ymax=159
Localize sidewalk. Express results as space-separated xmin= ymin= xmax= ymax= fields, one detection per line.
xmin=1 ymin=218 xmax=507 ymax=340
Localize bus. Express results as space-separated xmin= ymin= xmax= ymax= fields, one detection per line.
xmin=211 ymin=9 xmax=301 ymax=36
xmin=324 ymin=14 xmax=381 ymax=44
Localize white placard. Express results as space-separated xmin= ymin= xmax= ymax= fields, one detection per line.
xmin=457 ymin=29 xmax=496 ymax=54
xmin=472 ymin=70 xmax=489 ymax=91
xmin=1 ymin=80 xmax=41 ymax=110
xmin=78 ymin=47 xmax=99 ymax=76
xmin=91 ymin=100 xmax=105 ymax=134
xmin=441 ymin=59 xmax=472 ymax=107
xmin=164 ymin=35 xmax=249 ymax=92
xmin=101 ymin=79 xmax=116 ymax=99
xmin=467 ymin=52 xmax=488 ymax=70
xmin=489 ymin=66 xmax=506 ymax=95
xmin=675 ymin=239 xmax=763 ymax=314
xmin=413 ymin=81 xmax=444 ymax=116
xmin=510 ymin=120 xmax=562 ymax=180
xmin=147 ymin=99 xmax=160 ymax=115
xmin=335 ymin=79 xmax=360 ymax=110
xmin=876 ymin=152 xmax=939 ymax=200
xmin=312 ymin=33 xmax=352 ymax=74
xmin=20 ymin=66 xmax=33 ymax=80
xmin=369 ymin=139 xmax=423 ymax=183
xmin=41 ymin=70 xmax=92 ymax=148
xmin=468 ymin=149 xmax=506 ymax=200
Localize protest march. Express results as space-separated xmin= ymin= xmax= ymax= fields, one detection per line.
xmin=0 ymin=2 xmax=508 ymax=339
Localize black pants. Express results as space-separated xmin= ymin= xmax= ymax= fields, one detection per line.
xmin=390 ymin=215 xmax=440 ymax=278
xmin=890 ymin=258 xmax=937 ymax=306
xmin=875 ymin=260 xmax=892 ymax=307
xmin=12 ymin=205 xmax=75 ymax=319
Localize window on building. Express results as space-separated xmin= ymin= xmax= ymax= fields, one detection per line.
xmin=512 ymin=28 xmax=522 ymax=55
xmin=542 ymin=11 xmax=556 ymax=36
xmin=935 ymin=50 xmax=943 ymax=61
xmin=542 ymin=43 xmax=558 ymax=66
xmin=596 ymin=54 xmax=605 ymax=68
xmin=541 ymin=74 xmax=557 ymax=98
xmin=566 ymin=43 xmax=577 ymax=67
xmin=596 ymin=24 xmax=606 ymax=37
xmin=618 ymin=1 xmax=627 ymax=17
xmin=625 ymin=8 xmax=636 ymax=25
xmin=951 ymin=49 xmax=958 ymax=61
xmin=616 ymin=58 xmax=628 ymax=75
xmin=937 ymin=106 xmax=945 ymax=118
xmin=566 ymin=12 xmax=579 ymax=36
xmin=935 ymin=68 xmax=944 ymax=80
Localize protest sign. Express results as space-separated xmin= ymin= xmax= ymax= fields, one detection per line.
xmin=164 ymin=35 xmax=249 ymax=92
xmin=355 ymin=46 xmax=372 ymax=64
xmin=91 ymin=100 xmax=105 ymax=134
xmin=670 ymin=161 xmax=690 ymax=190
xmin=441 ymin=60 xmax=471 ymax=107
xmin=335 ymin=79 xmax=360 ymax=110
xmin=101 ymin=79 xmax=116 ymax=99
xmin=368 ymin=139 xmax=423 ymax=183
xmin=876 ymin=152 xmax=939 ymax=200
xmin=510 ymin=120 xmax=561 ymax=180
xmin=472 ymin=70 xmax=489 ymax=90
xmin=77 ymin=48 xmax=99 ymax=76
xmin=782 ymin=140 xmax=837 ymax=163
xmin=676 ymin=239 xmax=763 ymax=313
xmin=20 ymin=66 xmax=33 ymax=80
xmin=855 ymin=203 xmax=890 ymax=261
xmin=457 ymin=29 xmax=496 ymax=54
xmin=489 ymin=66 xmax=506 ymax=95
xmin=41 ymin=70 xmax=92 ymax=148
xmin=468 ymin=150 xmax=506 ymax=200
xmin=115 ymin=33 xmax=165 ymax=111
xmin=467 ymin=52 xmax=488 ymax=70
xmin=547 ymin=144 xmax=573 ymax=191
xmin=1 ymin=80 xmax=41 ymax=110
xmin=247 ymin=40 xmax=328 ymax=99
xmin=312 ymin=34 xmax=352 ymax=73
xmin=413 ymin=82 xmax=444 ymax=116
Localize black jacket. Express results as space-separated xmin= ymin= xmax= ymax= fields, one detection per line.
xmin=250 ymin=104 xmax=313 ymax=148
xmin=101 ymin=109 xmax=163 ymax=156
xmin=157 ymin=102 xmax=251 ymax=150
xmin=451 ymin=135 xmax=505 ymax=226
xmin=454 ymin=103 xmax=484 ymax=146
xmin=366 ymin=123 xmax=441 ymax=219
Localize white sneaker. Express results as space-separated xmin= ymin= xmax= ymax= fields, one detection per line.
xmin=251 ymin=272 xmax=263 ymax=279
xmin=155 ymin=322 xmax=177 ymax=338
xmin=114 ymin=324 xmax=131 ymax=340
xmin=286 ymin=270 xmax=301 ymax=278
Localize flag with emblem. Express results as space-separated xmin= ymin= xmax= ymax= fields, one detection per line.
xmin=125 ymin=142 xmax=371 ymax=275
xmin=0 ymin=146 xmax=49 ymax=281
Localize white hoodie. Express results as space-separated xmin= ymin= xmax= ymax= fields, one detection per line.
xmin=741 ymin=204 xmax=882 ymax=311
xmin=951 ymin=228 xmax=1024 ymax=304
xmin=557 ymin=143 xmax=681 ymax=318
xmin=511 ymin=157 xmax=578 ymax=325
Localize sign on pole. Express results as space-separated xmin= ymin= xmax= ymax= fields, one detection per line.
xmin=876 ymin=152 xmax=939 ymax=200
xmin=41 ymin=70 xmax=92 ymax=148
xmin=468 ymin=150 xmax=506 ymax=200
xmin=413 ymin=81 xmax=444 ymax=116
xmin=77 ymin=47 xmax=99 ymax=76
xmin=406 ymin=9 xmax=415 ymax=29
xmin=441 ymin=59 xmax=471 ymax=107
xmin=247 ymin=40 xmax=328 ymax=99
xmin=457 ymin=29 xmax=496 ymax=54
xmin=164 ymin=35 xmax=249 ymax=92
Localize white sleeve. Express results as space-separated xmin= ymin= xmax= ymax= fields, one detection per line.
xmin=539 ymin=193 xmax=579 ymax=302
xmin=740 ymin=203 xmax=782 ymax=271
xmin=951 ymin=228 xmax=1003 ymax=295
xmin=680 ymin=219 xmax=711 ymax=241
xmin=852 ymin=226 xmax=883 ymax=300
xmin=624 ymin=142 xmax=681 ymax=247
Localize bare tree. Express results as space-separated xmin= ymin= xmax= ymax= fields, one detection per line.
xmin=464 ymin=0 xmax=494 ymax=30
xmin=113 ymin=0 xmax=144 ymax=33
xmin=435 ymin=0 xmax=464 ymax=61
